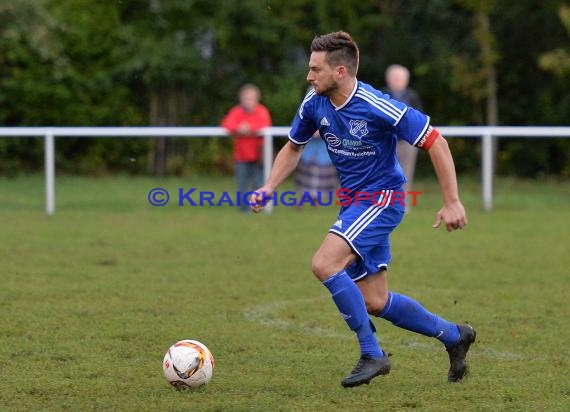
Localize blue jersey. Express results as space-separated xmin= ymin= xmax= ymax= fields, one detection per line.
xmin=289 ymin=80 xmax=430 ymax=193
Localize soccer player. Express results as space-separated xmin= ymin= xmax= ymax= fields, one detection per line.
xmin=250 ymin=31 xmax=476 ymax=388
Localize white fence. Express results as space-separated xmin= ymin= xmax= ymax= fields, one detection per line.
xmin=1 ymin=126 xmax=569 ymax=215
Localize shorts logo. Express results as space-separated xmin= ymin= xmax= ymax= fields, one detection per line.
xmin=349 ymin=119 xmax=369 ymax=139
xmin=334 ymin=219 xmax=343 ymax=228
xmin=324 ymin=132 xmax=341 ymax=147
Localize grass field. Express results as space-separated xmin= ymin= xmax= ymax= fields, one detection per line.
xmin=0 ymin=175 xmax=569 ymax=411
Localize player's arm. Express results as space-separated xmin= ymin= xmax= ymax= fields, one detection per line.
xmin=249 ymin=141 xmax=303 ymax=213
xmin=424 ymin=130 xmax=468 ymax=232
xmin=263 ymin=141 xmax=303 ymax=191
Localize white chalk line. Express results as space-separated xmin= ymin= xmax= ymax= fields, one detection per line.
xmin=243 ymin=296 xmax=529 ymax=361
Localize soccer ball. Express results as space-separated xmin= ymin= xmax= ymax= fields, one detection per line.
xmin=163 ymin=340 xmax=215 ymax=389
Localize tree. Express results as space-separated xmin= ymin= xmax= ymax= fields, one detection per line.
xmin=0 ymin=0 xmax=568 ymax=177
xmin=539 ymin=4 xmax=570 ymax=77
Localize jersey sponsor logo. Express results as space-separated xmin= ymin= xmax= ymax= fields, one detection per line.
xmin=334 ymin=219 xmax=342 ymax=228
xmin=349 ymin=119 xmax=369 ymax=139
xmin=324 ymin=132 xmax=342 ymax=148
xmin=320 ymin=116 xmax=330 ymax=126
xmin=328 ymin=146 xmax=376 ymax=157
xmin=342 ymin=139 xmax=363 ymax=147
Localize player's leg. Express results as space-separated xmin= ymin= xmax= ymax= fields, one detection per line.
xmin=345 ymin=190 xmax=475 ymax=382
xmin=357 ymin=269 xmax=475 ymax=382
xmin=312 ymin=233 xmax=390 ymax=387
xmin=357 ymin=269 xmax=459 ymax=345
xmin=313 ymin=233 xmax=383 ymax=359
xmin=355 ymin=269 xmax=389 ymax=314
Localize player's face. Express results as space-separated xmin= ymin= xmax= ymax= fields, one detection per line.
xmin=307 ymin=52 xmax=339 ymax=96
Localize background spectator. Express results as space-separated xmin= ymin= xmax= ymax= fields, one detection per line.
xmin=221 ymin=84 xmax=272 ymax=212
xmin=384 ymin=64 xmax=424 ymax=196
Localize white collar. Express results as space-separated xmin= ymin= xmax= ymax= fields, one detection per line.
xmin=331 ymin=79 xmax=358 ymax=111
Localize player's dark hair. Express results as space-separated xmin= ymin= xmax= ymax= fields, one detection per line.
xmin=311 ymin=31 xmax=359 ymax=76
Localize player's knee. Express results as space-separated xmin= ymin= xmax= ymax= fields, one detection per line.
xmin=365 ymin=293 xmax=389 ymax=315
xmin=311 ymin=255 xmax=329 ymax=281
xmin=311 ymin=253 xmax=341 ymax=281
xmin=311 ymin=245 xmax=355 ymax=281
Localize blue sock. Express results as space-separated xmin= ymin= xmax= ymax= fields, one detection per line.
xmin=323 ymin=270 xmax=383 ymax=358
xmin=378 ymin=292 xmax=460 ymax=347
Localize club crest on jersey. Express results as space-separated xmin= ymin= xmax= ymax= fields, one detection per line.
xmin=324 ymin=132 xmax=342 ymax=147
xmin=349 ymin=120 xmax=369 ymax=139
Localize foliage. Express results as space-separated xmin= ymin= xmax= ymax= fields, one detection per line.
xmin=0 ymin=0 xmax=568 ymax=176
xmin=539 ymin=4 xmax=570 ymax=76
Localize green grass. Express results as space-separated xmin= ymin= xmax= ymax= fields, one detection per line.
xmin=0 ymin=175 xmax=569 ymax=411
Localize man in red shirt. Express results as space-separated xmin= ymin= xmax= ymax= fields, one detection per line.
xmin=221 ymin=84 xmax=272 ymax=212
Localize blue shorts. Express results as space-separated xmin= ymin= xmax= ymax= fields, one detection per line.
xmin=329 ymin=189 xmax=405 ymax=281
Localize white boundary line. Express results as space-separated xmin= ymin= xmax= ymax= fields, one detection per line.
xmin=244 ymin=297 xmax=525 ymax=360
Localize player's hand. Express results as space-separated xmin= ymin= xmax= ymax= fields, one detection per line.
xmin=433 ymin=200 xmax=467 ymax=232
xmin=249 ymin=186 xmax=274 ymax=213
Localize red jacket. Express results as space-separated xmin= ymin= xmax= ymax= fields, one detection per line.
xmin=221 ymin=104 xmax=272 ymax=162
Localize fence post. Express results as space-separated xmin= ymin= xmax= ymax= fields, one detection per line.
xmin=45 ymin=131 xmax=55 ymax=216
xmin=481 ymin=132 xmax=493 ymax=211
xmin=262 ymin=128 xmax=274 ymax=214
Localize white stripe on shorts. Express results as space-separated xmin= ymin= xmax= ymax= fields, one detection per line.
xmin=343 ymin=190 xmax=393 ymax=241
